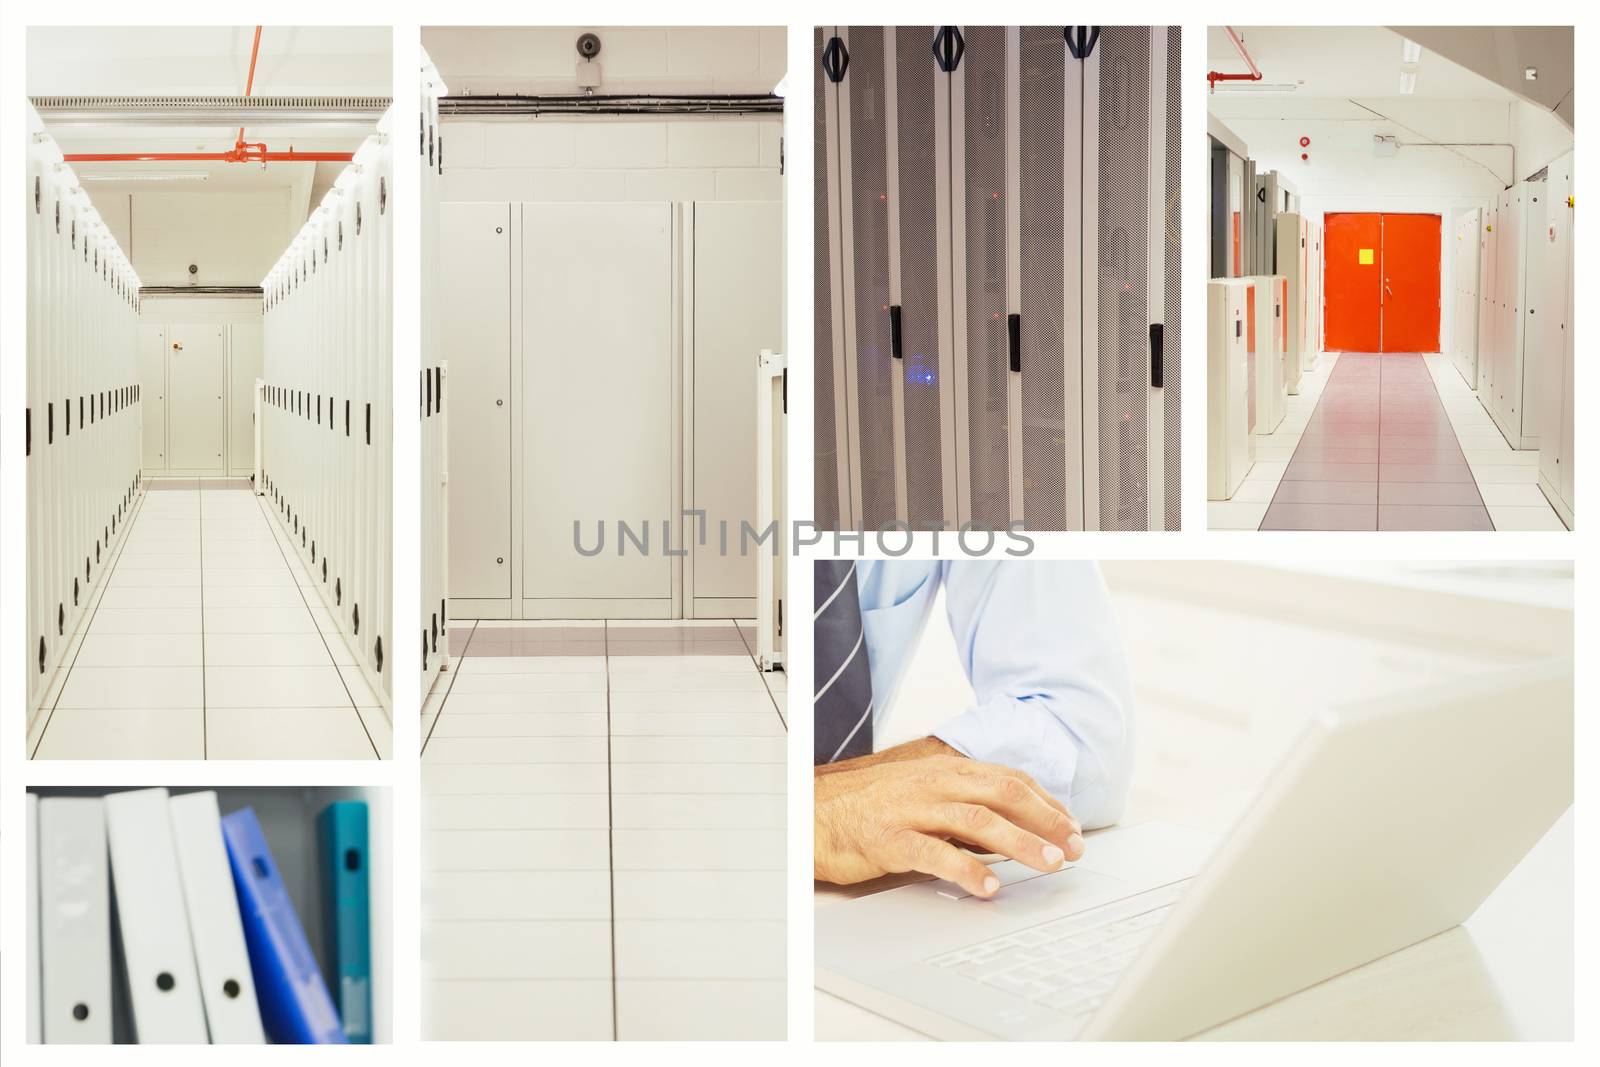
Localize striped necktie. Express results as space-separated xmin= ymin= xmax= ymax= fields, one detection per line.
xmin=814 ymin=560 xmax=873 ymax=764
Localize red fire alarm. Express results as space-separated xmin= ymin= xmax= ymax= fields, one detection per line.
xmin=1299 ymin=136 xmax=1311 ymax=147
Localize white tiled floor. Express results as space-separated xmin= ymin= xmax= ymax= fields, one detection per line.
xmin=1209 ymin=353 xmax=1569 ymax=530
xmin=28 ymin=479 xmax=386 ymax=759
xmin=421 ymin=619 xmax=787 ymax=1041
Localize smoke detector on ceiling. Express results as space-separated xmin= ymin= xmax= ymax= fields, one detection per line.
xmin=1525 ymin=66 xmax=1539 ymax=81
xmin=1373 ymin=134 xmax=1400 ymax=158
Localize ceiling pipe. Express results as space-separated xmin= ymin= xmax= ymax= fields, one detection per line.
xmin=60 ymin=26 xmax=355 ymax=166
xmin=1208 ymin=27 xmax=1263 ymax=92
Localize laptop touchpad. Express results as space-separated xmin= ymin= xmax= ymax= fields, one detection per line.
xmin=935 ymin=861 xmax=1131 ymax=910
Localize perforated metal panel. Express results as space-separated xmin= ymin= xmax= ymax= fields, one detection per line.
xmin=1018 ymin=27 xmax=1067 ymax=531
xmin=1095 ymin=27 xmax=1150 ymax=531
xmin=960 ymin=26 xmax=1011 ymax=530
xmin=1162 ymin=25 xmax=1181 ymax=531
xmin=896 ymin=27 xmax=946 ymax=530
xmin=846 ymin=27 xmax=898 ymax=529
xmin=814 ymin=28 xmax=840 ymax=529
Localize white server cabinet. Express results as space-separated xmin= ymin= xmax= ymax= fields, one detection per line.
xmin=445 ymin=198 xmax=781 ymax=620
xmin=1476 ymin=199 xmax=1499 ymax=396
xmin=755 ymin=349 xmax=787 ymax=671
xmin=1207 ymin=280 xmax=1253 ymax=500
xmin=26 ymin=107 xmax=143 ymax=718
xmin=1304 ymin=219 xmax=1322 ymax=372
xmin=1482 ymin=181 xmax=1541 ymax=449
xmin=420 ymin=55 xmax=451 ymax=694
xmin=227 ymin=323 xmax=262 ymax=478
xmin=689 ymin=202 xmax=784 ymax=617
xmin=818 ymin=25 xmax=1181 ymax=531
xmin=1276 ymin=212 xmax=1311 ymax=393
xmin=1208 ymin=126 xmax=1247 ymax=279
xmin=260 ymin=111 xmax=393 ymax=709
xmin=1536 ymin=152 xmax=1575 ymax=526
xmin=1449 ymin=208 xmax=1482 ymax=389
xmin=1246 ymin=274 xmax=1286 ymax=435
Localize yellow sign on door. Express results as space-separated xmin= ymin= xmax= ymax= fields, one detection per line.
xmin=1358 ymin=248 xmax=1375 ymax=265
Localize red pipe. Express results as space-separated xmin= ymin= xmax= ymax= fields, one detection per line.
xmin=1207 ymin=26 xmax=1263 ymax=92
xmin=239 ymin=26 xmax=263 ymax=143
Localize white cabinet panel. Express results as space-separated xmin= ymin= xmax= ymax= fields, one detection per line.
xmin=139 ymin=324 xmax=167 ymax=470
xmin=443 ymin=202 xmax=514 ymax=600
xmin=691 ymin=201 xmax=782 ymax=605
xmin=166 ymin=324 xmax=225 ymax=472
xmin=522 ymin=203 xmax=673 ymax=602
xmin=228 ymin=323 xmax=262 ymax=477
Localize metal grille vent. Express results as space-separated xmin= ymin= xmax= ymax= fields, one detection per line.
xmin=1164 ymin=27 xmax=1182 ymax=531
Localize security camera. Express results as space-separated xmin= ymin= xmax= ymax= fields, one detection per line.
xmin=577 ymin=33 xmax=601 ymax=59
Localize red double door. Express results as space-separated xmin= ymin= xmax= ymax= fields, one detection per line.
xmin=1323 ymin=212 xmax=1441 ymax=353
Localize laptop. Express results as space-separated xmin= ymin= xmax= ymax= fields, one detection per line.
xmin=815 ymin=657 xmax=1573 ymax=1040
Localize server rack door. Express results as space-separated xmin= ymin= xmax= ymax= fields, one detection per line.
xmin=521 ymin=202 xmax=673 ymax=602
xmin=228 ymin=323 xmax=262 ymax=477
xmin=166 ymin=325 xmax=225 ymax=472
xmin=955 ymin=25 xmax=1013 ymax=530
xmin=1091 ymin=26 xmax=1152 ymax=531
xmin=139 ymin=323 xmax=166 ymax=470
xmin=816 ymin=26 xmax=849 ymax=529
xmin=840 ymin=26 xmax=901 ymax=530
xmin=442 ymin=202 xmax=513 ymax=602
xmin=1159 ymin=24 xmax=1181 ymax=531
xmin=1018 ymin=25 xmax=1074 ymax=530
xmin=1477 ymin=201 xmax=1497 ymax=395
xmin=893 ymin=26 xmax=953 ymax=530
xmin=690 ymin=200 xmax=782 ymax=606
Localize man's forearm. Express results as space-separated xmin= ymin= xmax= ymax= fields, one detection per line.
xmin=814 ymin=735 xmax=959 ymax=776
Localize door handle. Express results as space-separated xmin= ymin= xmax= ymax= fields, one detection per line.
xmin=821 ymin=36 xmax=850 ymax=83
xmin=1007 ymin=313 xmax=1021 ymax=373
xmin=933 ymin=26 xmax=965 ymax=73
xmin=888 ymin=305 xmax=903 ymax=359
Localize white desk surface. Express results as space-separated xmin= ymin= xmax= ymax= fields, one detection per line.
xmin=815 ymin=573 xmax=1574 ymax=1041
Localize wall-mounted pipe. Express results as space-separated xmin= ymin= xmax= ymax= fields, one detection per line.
xmin=1208 ymin=27 xmax=1263 ymax=92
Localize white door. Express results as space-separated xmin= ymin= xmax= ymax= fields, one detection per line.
xmin=166 ymin=324 xmax=226 ymax=472
xmin=522 ymin=202 xmax=673 ymax=603
xmin=227 ymin=322 xmax=262 ymax=477
xmin=691 ymin=201 xmax=783 ymax=609
xmin=443 ymin=203 xmax=514 ymax=601
xmin=139 ymin=323 xmax=167 ymax=470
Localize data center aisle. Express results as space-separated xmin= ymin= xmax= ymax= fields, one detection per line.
xmin=28 ymin=478 xmax=386 ymax=760
xmin=1210 ymin=353 xmax=1563 ymax=531
xmin=421 ymin=620 xmax=787 ymax=1041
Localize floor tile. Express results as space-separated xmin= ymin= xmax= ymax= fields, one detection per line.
xmin=426 ymin=870 xmax=613 ymax=921
xmin=423 ymin=763 xmax=610 ymax=794
xmin=204 ymin=665 xmax=353 ymax=708
xmin=1486 ymin=505 xmax=1569 ymax=531
xmin=609 ymin=736 xmax=785 ymax=764
xmin=423 ymin=830 xmax=612 ymax=872
xmin=204 ymin=633 xmax=347 ymax=666
xmin=72 ymin=633 xmax=204 ymax=668
xmin=82 ymin=608 xmax=202 ymax=634
xmin=614 ymin=979 xmax=784 ymax=1040
xmin=423 ymin=920 xmax=612 ymax=979
xmin=1259 ymin=502 xmax=1376 ymax=531
xmin=610 ymin=793 xmax=787 ymax=830
xmin=611 ymin=871 xmax=786 ymax=920
xmin=205 ymin=707 xmax=379 ymax=759
xmin=1476 ymin=481 xmax=1556 ymax=507
xmin=1469 ymin=465 xmax=1539 ymax=484
xmin=1267 ymin=481 xmax=1376 ymax=506
xmin=1377 ymin=505 xmax=1496 ymax=531
xmin=57 ymin=666 xmax=204 ymax=708
xmin=611 ymin=829 xmax=785 ymax=870
xmin=32 ymin=707 xmax=205 ymax=759
xmin=202 ymin=606 xmax=319 ymax=634
xmin=423 ymin=736 xmax=610 ymax=764
xmin=1378 ymin=482 xmax=1485 ymax=506
xmin=1207 ymin=500 xmax=1270 ymax=530
xmin=612 ymin=920 xmax=784 ymax=978
xmin=422 ymin=794 xmax=611 ymax=830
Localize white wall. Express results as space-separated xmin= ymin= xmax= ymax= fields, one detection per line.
xmin=439 ymin=117 xmax=782 ymax=203
xmin=1511 ymin=98 xmax=1575 ymax=180
xmin=124 ymin=192 xmax=301 ymax=286
xmin=422 ymin=26 xmax=785 ymax=95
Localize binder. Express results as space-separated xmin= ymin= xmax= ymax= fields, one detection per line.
xmin=169 ymin=792 xmax=266 ymax=1043
xmin=27 ymin=794 xmax=42 ymax=1044
xmin=317 ymin=801 xmax=373 ymax=1043
xmin=103 ymin=788 xmax=209 ymax=1043
xmin=221 ymin=807 xmax=347 ymax=1044
xmin=38 ymin=797 xmax=113 ymax=1044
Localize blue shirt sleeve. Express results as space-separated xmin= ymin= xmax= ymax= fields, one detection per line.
xmin=930 ymin=561 xmax=1135 ymax=829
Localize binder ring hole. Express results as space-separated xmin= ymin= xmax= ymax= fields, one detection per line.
xmin=223 ymin=979 xmax=241 ymax=999
xmin=156 ymin=972 xmax=175 ymax=992
xmin=73 ymin=1004 xmax=90 ymax=1021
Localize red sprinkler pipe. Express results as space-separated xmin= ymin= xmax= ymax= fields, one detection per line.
xmin=62 ymin=25 xmax=355 ymax=166
xmin=1207 ymin=26 xmax=1263 ymax=92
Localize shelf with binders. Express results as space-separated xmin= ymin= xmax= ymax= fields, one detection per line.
xmin=25 ymin=786 xmax=391 ymax=1045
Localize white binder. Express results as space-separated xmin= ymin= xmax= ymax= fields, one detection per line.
xmin=39 ymin=797 xmax=112 ymax=1044
xmin=27 ymin=794 xmax=42 ymax=1044
xmin=169 ymin=791 xmax=266 ymax=1043
xmin=104 ymin=788 xmax=209 ymax=1043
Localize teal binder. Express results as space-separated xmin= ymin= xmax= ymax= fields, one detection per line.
xmin=316 ymin=801 xmax=371 ymax=1043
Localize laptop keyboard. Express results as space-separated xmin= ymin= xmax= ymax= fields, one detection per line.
xmin=924 ymin=880 xmax=1191 ymax=1018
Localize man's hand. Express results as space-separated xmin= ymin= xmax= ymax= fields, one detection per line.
xmin=815 ymin=738 xmax=1084 ymax=898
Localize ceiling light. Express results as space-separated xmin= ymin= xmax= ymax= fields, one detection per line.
xmin=1211 ymin=82 xmax=1300 ymax=93
xmin=79 ymin=171 xmax=211 ymax=182
xmin=1399 ymin=71 xmax=1417 ymax=95
xmin=1401 ymin=39 xmax=1422 ymax=64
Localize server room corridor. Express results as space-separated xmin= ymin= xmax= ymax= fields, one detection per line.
xmin=29 ymin=479 xmax=387 ymax=759
xmin=420 ymin=619 xmax=787 ymax=1040
xmin=26 ymin=27 xmax=395 ymax=756
xmin=1205 ymin=26 xmax=1575 ymax=531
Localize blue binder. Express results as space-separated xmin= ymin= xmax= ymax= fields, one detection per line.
xmin=317 ymin=801 xmax=372 ymax=1043
xmin=220 ymin=808 xmax=347 ymax=1044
